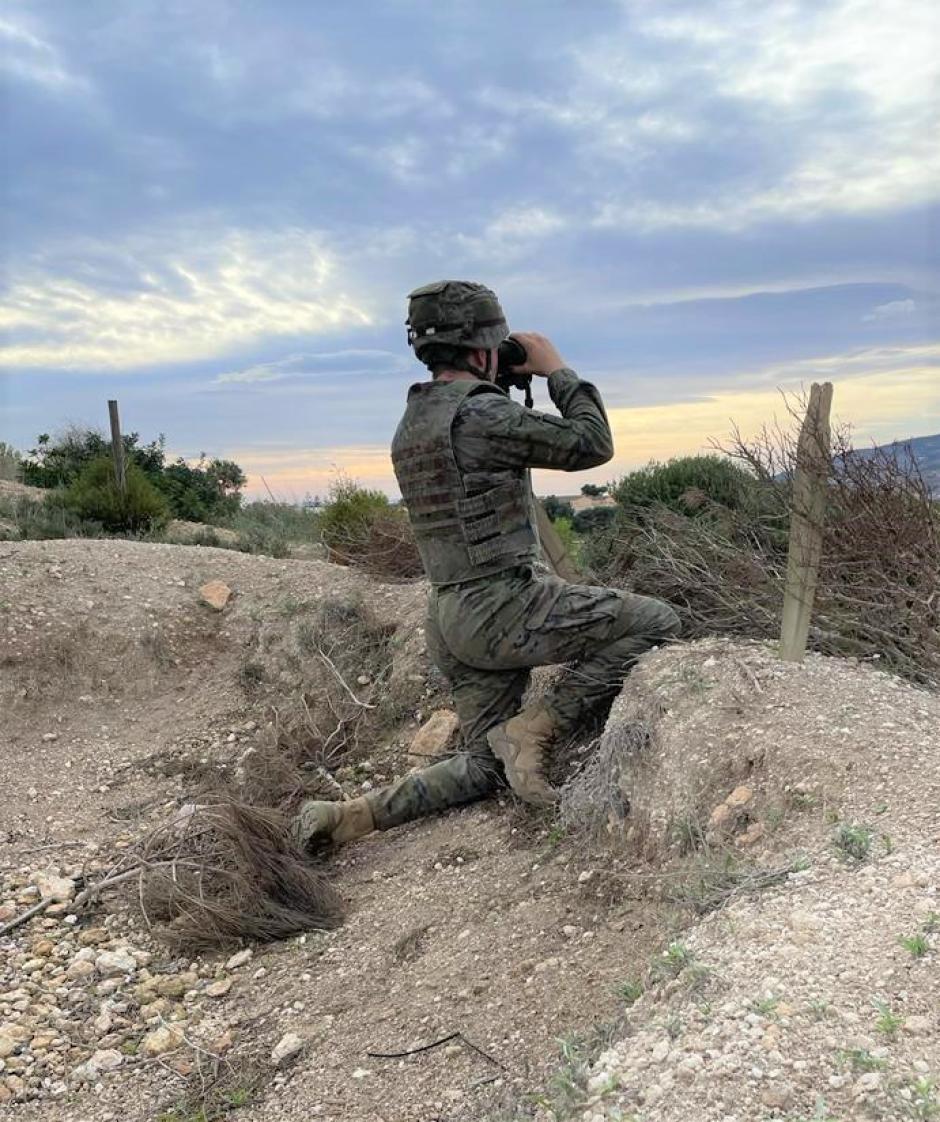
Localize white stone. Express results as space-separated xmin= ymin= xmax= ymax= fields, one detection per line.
xmin=271 ymin=1032 xmax=304 ymax=1068
xmin=95 ymin=950 xmax=137 ymax=978
xmin=225 ymin=948 xmax=253 ymax=970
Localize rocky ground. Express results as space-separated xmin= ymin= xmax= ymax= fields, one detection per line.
xmin=1 ymin=539 xmax=937 ymax=1122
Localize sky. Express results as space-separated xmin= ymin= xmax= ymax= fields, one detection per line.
xmin=1 ymin=0 xmax=938 ymax=499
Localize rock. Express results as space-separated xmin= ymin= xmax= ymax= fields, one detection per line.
xmin=271 ymin=1032 xmax=304 ymax=1067
xmin=855 ymin=1072 xmax=882 ymax=1094
xmin=726 ymin=785 xmax=753 ymax=807
xmin=709 ymin=803 xmax=733 ymax=829
xmin=78 ymin=927 xmax=109 ymax=946
xmin=73 ymin=1048 xmax=124 ymax=1081
xmin=66 ymin=959 xmax=96 ymax=982
xmin=761 ymin=1081 xmax=794 ymax=1110
xmin=577 ymin=869 xmax=595 ymax=884
xmin=0 ymin=1026 xmax=30 ymax=1059
xmin=140 ymin=1025 xmax=184 ymax=1057
xmin=905 ymin=1015 xmax=930 ymax=1035
xmin=31 ymin=939 xmax=55 ymax=957
xmin=154 ymin=976 xmax=189 ymax=1000
xmin=199 ymin=580 xmax=232 ymax=611
xmin=212 ymin=1030 xmax=234 ymax=1053
xmin=737 ymin=822 xmax=766 ymax=848
xmin=225 ymin=948 xmax=253 ymax=970
xmin=32 ymin=871 xmax=75 ymax=902
xmin=95 ymin=950 xmax=138 ymax=978
xmin=206 ymin=977 xmax=234 ymax=998
xmin=410 ymin=710 xmax=460 ymax=757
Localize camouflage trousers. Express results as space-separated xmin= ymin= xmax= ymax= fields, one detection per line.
xmin=366 ymin=566 xmax=680 ymax=829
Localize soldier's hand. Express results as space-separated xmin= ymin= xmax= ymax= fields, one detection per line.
xmin=510 ymin=332 xmax=566 ymax=377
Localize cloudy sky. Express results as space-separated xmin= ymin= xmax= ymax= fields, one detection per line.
xmin=1 ymin=0 xmax=938 ymax=499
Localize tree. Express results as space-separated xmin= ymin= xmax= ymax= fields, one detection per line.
xmin=542 ymin=495 xmax=575 ymax=522
xmin=580 ymin=483 xmax=608 ymax=497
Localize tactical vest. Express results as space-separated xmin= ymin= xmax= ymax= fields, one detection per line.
xmin=391 ymin=380 xmax=541 ymax=587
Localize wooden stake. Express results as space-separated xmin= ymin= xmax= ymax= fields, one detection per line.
xmin=779 ymin=382 xmax=833 ymax=662
xmin=108 ymin=399 xmax=126 ymax=496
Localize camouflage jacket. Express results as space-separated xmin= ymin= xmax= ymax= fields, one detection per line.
xmin=392 ymin=368 xmax=613 ymax=587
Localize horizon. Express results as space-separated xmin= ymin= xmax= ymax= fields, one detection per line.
xmin=1 ymin=1 xmax=938 ymax=500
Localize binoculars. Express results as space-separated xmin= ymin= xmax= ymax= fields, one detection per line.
xmin=495 ymin=337 xmax=533 ymax=405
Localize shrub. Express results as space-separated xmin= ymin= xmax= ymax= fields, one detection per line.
xmin=613 ymin=455 xmax=760 ymax=516
xmin=0 ymin=442 xmax=21 ymax=482
xmin=542 ymin=495 xmax=575 ymax=522
xmin=63 ymin=457 xmax=170 ymax=532
xmin=318 ymin=477 xmax=421 ymax=580
xmin=591 ymin=412 xmax=940 ymax=687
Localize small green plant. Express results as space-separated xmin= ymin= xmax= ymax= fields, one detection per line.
xmin=617 ymin=979 xmax=644 ymax=1005
xmin=908 ymin=1076 xmax=939 ymax=1120
xmin=872 ymin=998 xmax=904 ymax=1037
xmin=922 ymin=912 xmax=940 ymax=934
xmin=670 ymin=813 xmax=706 ymax=854
xmin=807 ymin=998 xmax=833 ymax=1021
xmin=650 ymin=941 xmax=694 ymax=981
xmin=882 ymin=833 xmax=895 ymax=855
xmin=837 ymin=1047 xmax=888 ymax=1072
xmin=832 ymin=823 xmax=873 ymax=862
xmin=900 ymin=933 xmax=929 ymax=958
xmin=750 ymin=995 xmax=780 ymax=1017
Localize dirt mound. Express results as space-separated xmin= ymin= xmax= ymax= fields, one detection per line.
xmin=563 ymin=640 xmax=940 ymax=1121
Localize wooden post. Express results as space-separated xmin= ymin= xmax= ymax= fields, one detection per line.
xmin=779 ymin=382 xmax=833 ymax=662
xmin=108 ymin=400 xmax=126 ymax=496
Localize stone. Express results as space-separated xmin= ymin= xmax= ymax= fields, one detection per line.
xmin=738 ymin=822 xmax=766 ymax=848
xmin=410 ymin=710 xmax=460 ymax=757
xmin=199 ymin=580 xmax=233 ymax=611
xmin=905 ymin=1015 xmax=930 ymax=1035
xmin=225 ymin=948 xmax=253 ymax=970
xmin=66 ymin=959 xmax=96 ymax=982
xmin=709 ymin=803 xmax=733 ymax=829
xmin=271 ymin=1032 xmax=304 ymax=1068
xmin=32 ymin=872 xmax=75 ymax=902
xmin=95 ymin=950 xmax=137 ymax=978
xmin=855 ymin=1072 xmax=882 ymax=1094
xmin=98 ymin=1049 xmax=124 ymax=1072
xmin=726 ymin=785 xmax=753 ymax=807
xmin=761 ymin=1081 xmax=794 ymax=1110
xmin=206 ymin=977 xmax=234 ymax=998
xmin=212 ymin=1030 xmax=234 ymax=1054
xmin=78 ymin=927 xmax=109 ymax=947
xmin=140 ymin=1025 xmax=184 ymax=1057
xmin=0 ymin=1026 xmax=30 ymax=1059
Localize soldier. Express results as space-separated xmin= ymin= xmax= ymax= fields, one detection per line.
xmin=293 ymin=281 xmax=679 ymax=850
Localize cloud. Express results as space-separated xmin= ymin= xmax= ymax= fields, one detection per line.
xmin=0 ymin=14 xmax=88 ymax=92
xmin=0 ymin=227 xmax=372 ymax=369
xmin=457 ymin=206 xmax=568 ymax=260
xmin=863 ymin=299 xmax=918 ymax=323
xmin=215 ymin=349 xmax=408 ymax=385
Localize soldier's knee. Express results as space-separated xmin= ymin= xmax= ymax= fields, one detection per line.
xmin=657 ymin=603 xmax=681 ymax=640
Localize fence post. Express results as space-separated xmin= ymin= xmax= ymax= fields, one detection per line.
xmin=108 ymin=400 xmax=126 ymax=496
xmin=779 ymin=382 xmax=833 ymax=662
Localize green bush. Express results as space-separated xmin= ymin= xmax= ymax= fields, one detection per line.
xmin=542 ymin=495 xmax=575 ymax=522
xmin=317 ymin=477 xmax=421 ymax=580
xmin=63 ymin=457 xmax=169 ymax=532
xmin=0 ymin=442 xmax=21 ymax=482
xmin=613 ymin=455 xmax=759 ymax=516
xmin=318 ymin=478 xmax=392 ymax=551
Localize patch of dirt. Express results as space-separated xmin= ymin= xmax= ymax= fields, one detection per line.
xmin=1 ymin=541 xmax=937 ymax=1122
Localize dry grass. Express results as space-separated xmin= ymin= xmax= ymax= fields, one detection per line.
xmin=593 ymin=405 xmax=940 ymax=687
xmin=134 ymin=800 xmax=344 ymax=950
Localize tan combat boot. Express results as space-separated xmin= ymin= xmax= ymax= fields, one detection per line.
xmin=291 ymin=796 xmax=375 ymax=852
xmin=487 ymin=705 xmax=560 ymax=807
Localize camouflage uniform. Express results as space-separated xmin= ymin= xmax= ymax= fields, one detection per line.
xmin=369 ymin=367 xmax=680 ymax=829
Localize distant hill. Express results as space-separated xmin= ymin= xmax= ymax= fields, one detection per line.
xmin=854 ymin=432 xmax=940 ymax=496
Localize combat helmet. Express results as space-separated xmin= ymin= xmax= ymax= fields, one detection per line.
xmin=406 ymin=280 xmax=509 ymax=358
